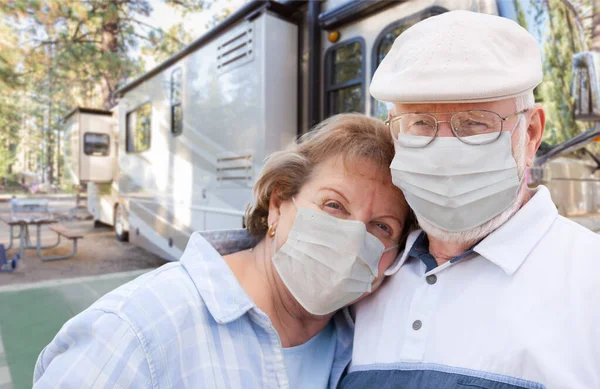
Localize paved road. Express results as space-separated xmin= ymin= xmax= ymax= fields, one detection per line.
xmin=0 ymin=271 xmax=149 ymax=389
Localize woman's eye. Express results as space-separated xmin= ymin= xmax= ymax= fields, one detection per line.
xmin=324 ymin=202 xmax=343 ymax=211
xmin=376 ymin=222 xmax=392 ymax=235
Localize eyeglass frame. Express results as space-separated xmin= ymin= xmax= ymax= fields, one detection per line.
xmin=385 ymin=108 xmax=530 ymax=147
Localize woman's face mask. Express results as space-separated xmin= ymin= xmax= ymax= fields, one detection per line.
xmin=272 ymin=198 xmax=398 ymax=316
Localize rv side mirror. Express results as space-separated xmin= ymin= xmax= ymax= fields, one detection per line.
xmin=572 ymin=51 xmax=600 ymax=121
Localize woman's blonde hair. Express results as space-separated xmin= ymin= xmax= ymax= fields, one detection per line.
xmin=245 ymin=113 xmax=402 ymax=237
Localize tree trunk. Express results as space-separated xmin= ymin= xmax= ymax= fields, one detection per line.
xmin=56 ymin=128 xmax=61 ymax=185
xmin=46 ymin=61 xmax=54 ymax=184
xmin=593 ymin=0 xmax=600 ymax=51
xmin=100 ymin=1 xmax=120 ymax=109
xmin=47 ymin=91 xmax=54 ymax=185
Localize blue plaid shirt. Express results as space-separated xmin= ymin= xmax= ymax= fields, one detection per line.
xmin=33 ymin=231 xmax=354 ymax=388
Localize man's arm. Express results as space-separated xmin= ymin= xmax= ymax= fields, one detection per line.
xmin=33 ymin=309 xmax=153 ymax=388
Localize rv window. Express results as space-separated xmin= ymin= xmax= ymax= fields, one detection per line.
xmin=126 ymin=103 xmax=152 ymax=153
xmin=325 ymin=38 xmax=365 ymax=116
xmin=371 ymin=7 xmax=447 ymax=120
xmin=171 ymin=68 xmax=183 ymax=135
xmin=83 ymin=133 xmax=110 ymax=156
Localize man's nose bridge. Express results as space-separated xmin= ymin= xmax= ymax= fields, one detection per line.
xmin=437 ymin=120 xmax=454 ymax=137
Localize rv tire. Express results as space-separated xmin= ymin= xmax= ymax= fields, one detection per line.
xmin=114 ymin=204 xmax=129 ymax=242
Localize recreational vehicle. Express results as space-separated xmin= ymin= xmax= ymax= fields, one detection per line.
xmin=63 ymin=0 xmax=600 ymax=261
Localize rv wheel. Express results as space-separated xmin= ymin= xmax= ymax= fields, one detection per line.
xmin=114 ymin=204 xmax=129 ymax=242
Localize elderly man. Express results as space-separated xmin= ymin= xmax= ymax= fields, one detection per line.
xmin=342 ymin=10 xmax=600 ymax=389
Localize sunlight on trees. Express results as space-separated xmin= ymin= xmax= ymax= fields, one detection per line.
xmin=0 ymin=0 xmax=233 ymax=184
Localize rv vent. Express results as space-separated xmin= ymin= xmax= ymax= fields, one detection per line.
xmin=216 ymin=153 xmax=253 ymax=186
xmin=217 ymin=22 xmax=254 ymax=74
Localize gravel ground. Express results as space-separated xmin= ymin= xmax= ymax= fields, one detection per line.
xmin=0 ymin=197 xmax=167 ymax=286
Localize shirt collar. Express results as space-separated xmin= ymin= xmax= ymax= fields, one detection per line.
xmin=179 ymin=231 xmax=256 ymax=324
xmin=179 ymin=230 xmax=355 ymax=346
xmin=474 ymin=185 xmax=558 ymax=275
xmin=385 ymin=229 xmax=423 ymax=276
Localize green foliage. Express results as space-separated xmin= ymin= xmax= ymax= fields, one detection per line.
xmin=0 ymin=0 xmax=222 ymax=186
xmin=514 ymin=0 xmax=529 ymax=30
xmin=529 ymin=0 xmax=592 ymax=145
xmin=0 ymin=90 xmax=23 ymax=176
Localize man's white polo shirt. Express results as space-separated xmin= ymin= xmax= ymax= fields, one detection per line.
xmin=342 ymin=186 xmax=600 ymax=389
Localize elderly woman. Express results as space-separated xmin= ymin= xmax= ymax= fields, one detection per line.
xmin=33 ymin=114 xmax=411 ymax=389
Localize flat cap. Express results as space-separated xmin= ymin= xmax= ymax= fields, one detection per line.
xmin=370 ymin=10 xmax=542 ymax=104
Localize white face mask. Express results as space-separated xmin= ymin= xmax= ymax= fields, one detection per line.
xmin=390 ymin=130 xmax=523 ymax=233
xmin=272 ymin=199 xmax=398 ymax=316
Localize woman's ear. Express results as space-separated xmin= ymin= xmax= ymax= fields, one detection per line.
xmin=267 ymin=189 xmax=282 ymax=229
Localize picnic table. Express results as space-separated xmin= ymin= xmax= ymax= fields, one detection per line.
xmin=1 ymin=199 xmax=83 ymax=261
xmin=1 ymin=214 xmax=59 ymax=259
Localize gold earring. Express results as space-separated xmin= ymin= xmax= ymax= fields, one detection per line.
xmin=268 ymin=224 xmax=276 ymax=237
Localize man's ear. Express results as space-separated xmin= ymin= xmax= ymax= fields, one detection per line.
xmin=267 ymin=188 xmax=282 ymax=229
xmin=524 ymin=104 xmax=546 ymax=168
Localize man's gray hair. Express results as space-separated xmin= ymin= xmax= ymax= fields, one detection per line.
xmin=515 ymin=91 xmax=536 ymax=112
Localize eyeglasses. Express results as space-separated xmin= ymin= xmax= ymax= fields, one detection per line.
xmin=386 ymin=109 xmax=529 ymax=147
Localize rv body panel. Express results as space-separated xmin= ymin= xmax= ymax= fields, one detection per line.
xmin=118 ymin=12 xmax=298 ymax=261
xmin=87 ymin=182 xmax=121 ymax=226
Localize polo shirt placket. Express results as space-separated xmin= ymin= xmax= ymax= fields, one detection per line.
xmin=398 ymin=232 xmax=476 ymax=362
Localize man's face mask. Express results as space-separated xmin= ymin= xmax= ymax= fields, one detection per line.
xmin=389 ymin=113 xmax=525 ymax=233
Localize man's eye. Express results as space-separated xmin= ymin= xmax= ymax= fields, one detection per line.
xmin=413 ymin=120 xmax=430 ymax=126
xmin=465 ymin=121 xmax=488 ymax=127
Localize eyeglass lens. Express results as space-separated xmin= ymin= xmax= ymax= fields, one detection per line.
xmin=391 ymin=111 xmax=504 ymax=146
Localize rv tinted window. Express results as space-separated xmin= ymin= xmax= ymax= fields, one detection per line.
xmin=325 ymin=39 xmax=365 ymax=116
xmin=171 ymin=68 xmax=183 ymax=135
xmin=372 ymin=7 xmax=447 ymax=120
xmin=83 ymin=133 xmax=110 ymax=156
xmin=126 ymin=103 xmax=152 ymax=153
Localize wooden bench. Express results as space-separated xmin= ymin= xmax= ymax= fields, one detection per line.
xmin=49 ymin=225 xmax=84 ymax=240
xmin=36 ymin=224 xmax=83 ymax=261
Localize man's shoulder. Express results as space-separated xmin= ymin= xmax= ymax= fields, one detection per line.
xmin=541 ymin=214 xmax=600 ymax=253
xmin=520 ymin=215 xmax=600 ymax=291
xmin=553 ymin=214 xmax=600 ymax=239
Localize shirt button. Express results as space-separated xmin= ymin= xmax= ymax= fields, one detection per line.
xmin=426 ymin=274 xmax=437 ymax=285
xmin=412 ymin=320 xmax=422 ymax=331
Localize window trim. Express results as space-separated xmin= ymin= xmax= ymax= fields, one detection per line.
xmin=324 ymin=36 xmax=366 ymax=117
xmin=170 ymin=67 xmax=183 ymax=136
xmin=125 ymin=101 xmax=152 ymax=154
xmin=83 ymin=132 xmax=110 ymax=157
xmin=370 ymin=6 xmax=448 ymax=117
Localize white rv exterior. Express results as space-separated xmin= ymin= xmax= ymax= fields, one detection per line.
xmin=71 ymin=0 xmax=595 ymax=261
xmin=115 ymin=10 xmax=298 ymax=259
